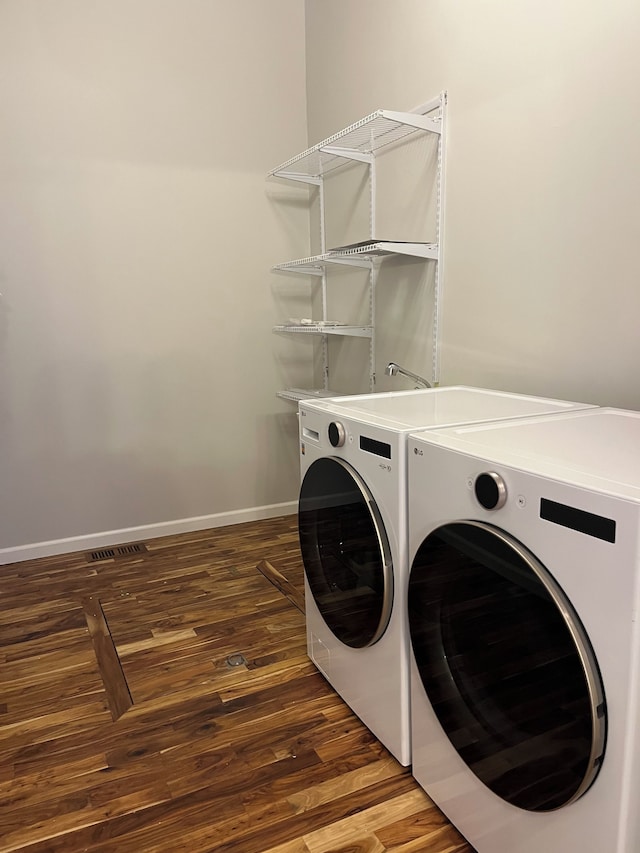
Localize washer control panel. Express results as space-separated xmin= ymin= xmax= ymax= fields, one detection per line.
xmin=328 ymin=421 xmax=346 ymax=448
xmin=474 ymin=471 xmax=507 ymax=510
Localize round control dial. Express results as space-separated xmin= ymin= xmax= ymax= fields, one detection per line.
xmin=328 ymin=421 xmax=346 ymax=448
xmin=474 ymin=472 xmax=507 ymax=510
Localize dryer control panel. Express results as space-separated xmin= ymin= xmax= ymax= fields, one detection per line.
xmin=328 ymin=421 xmax=346 ymax=447
xmin=474 ymin=472 xmax=507 ymax=510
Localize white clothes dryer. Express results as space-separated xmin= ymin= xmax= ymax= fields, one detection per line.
xmin=407 ymin=407 xmax=640 ymax=852
xmin=298 ymin=387 xmax=594 ymax=766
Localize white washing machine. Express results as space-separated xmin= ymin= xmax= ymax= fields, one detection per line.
xmin=298 ymin=387 xmax=594 ymax=767
xmin=407 ymin=407 xmax=640 ymax=852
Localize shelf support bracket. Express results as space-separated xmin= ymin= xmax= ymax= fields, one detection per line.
xmin=318 ymin=146 xmax=374 ymax=164
xmin=380 ymin=110 xmax=442 ymax=135
xmin=273 ymin=172 xmax=323 ymax=186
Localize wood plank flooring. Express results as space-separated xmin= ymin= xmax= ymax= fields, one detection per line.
xmin=0 ymin=515 xmax=474 ymax=852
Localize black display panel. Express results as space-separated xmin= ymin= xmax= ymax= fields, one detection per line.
xmin=359 ymin=435 xmax=392 ymax=459
xmin=540 ymin=498 xmax=616 ymax=543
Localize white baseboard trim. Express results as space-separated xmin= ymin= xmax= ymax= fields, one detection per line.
xmin=0 ymin=501 xmax=298 ymax=566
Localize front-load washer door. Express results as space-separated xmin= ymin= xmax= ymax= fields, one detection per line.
xmin=408 ymin=520 xmax=606 ymax=813
xmin=299 ymin=457 xmax=393 ymax=649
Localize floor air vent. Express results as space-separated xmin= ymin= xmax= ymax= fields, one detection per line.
xmin=116 ymin=543 xmax=148 ymax=556
xmin=87 ymin=543 xmax=148 ymax=562
xmin=88 ymin=548 xmax=116 ymax=562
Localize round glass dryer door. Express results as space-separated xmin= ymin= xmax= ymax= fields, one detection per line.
xmin=408 ymin=521 xmax=606 ymax=812
xmin=299 ymin=457 xmax=393 ymax=649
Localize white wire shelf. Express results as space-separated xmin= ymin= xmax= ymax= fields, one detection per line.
xmin=328 ymin=241 xmax=439 ymax=261
xmin=276 ymin=388 xmax=340 ymax=403
xmin=273 ymin=323 xmax=373 ymax=338
xmin=272 ymin=256 xmax=326 ymax=275
xmin=273 ymin=241 xmax=438 ymax=274
xmin=269 ymin=107 xmax=442 ymax=181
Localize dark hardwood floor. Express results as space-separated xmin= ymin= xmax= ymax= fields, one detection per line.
xmin=0 ymin=514 xmax=474 ymax=852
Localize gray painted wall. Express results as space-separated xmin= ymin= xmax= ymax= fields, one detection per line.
xmin=305 ymin=0 xmax=640 ymax=407
xmin=0 ymin=0 xmax=309 ymax=556
xmin=4 ymin=0 xmax=640 ymax=559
